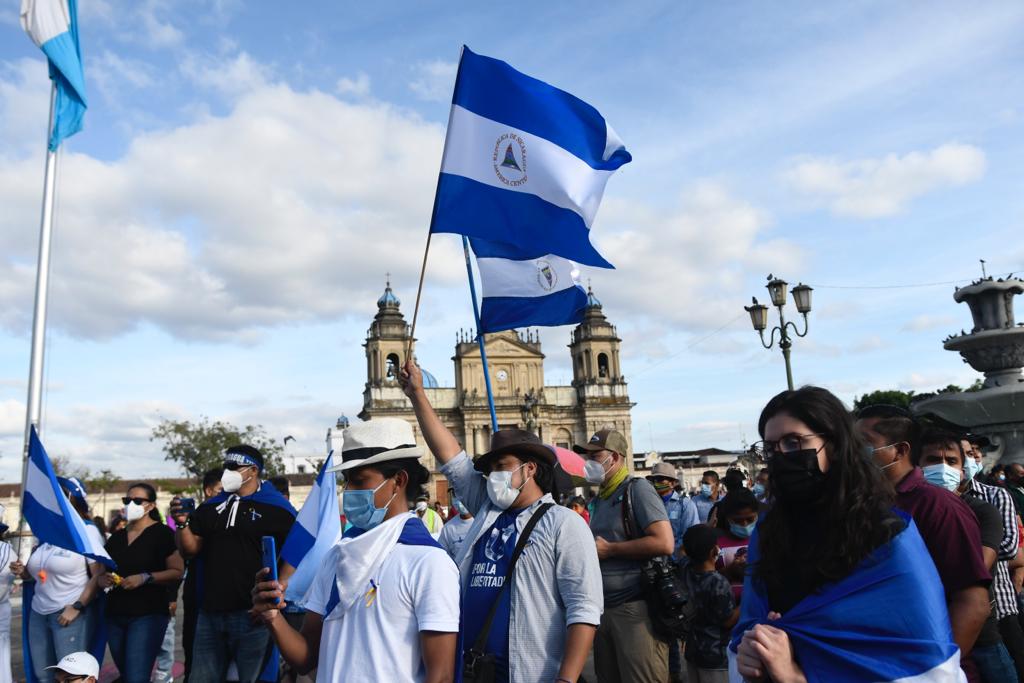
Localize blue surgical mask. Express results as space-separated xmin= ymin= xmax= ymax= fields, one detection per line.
xmin=752 ymin=483 xmax=766 ymax=498
xmin=963 ymin=457 xmax=981 ymax=482
xmin=700 ymin=483 xmax=712 ymax=497
xmin=729 ymin=521 xmax=757 ymax=539
xmin=343 ymin=478 xmax=397 ymax=531
xmin=922 ymin=464 xmax=962 ymax=492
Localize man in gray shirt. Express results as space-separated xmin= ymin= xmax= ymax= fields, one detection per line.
xmin=577 ymin=429 xmax=674 ymax=683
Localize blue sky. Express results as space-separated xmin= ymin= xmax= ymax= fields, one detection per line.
xmin=1 ymin=0 xmax=1022 ymax=481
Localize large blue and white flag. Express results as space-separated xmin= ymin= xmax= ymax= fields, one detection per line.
xmin=20 ymin=0 xmax=88 ymax=150
xmin=728 ymin=516 xmax=964 ymax=682
xmin=472 ymin=238 xmax=587 ymax=333
xmin=23 ymin=427 xmax=113 ymax=567
xmin=431 ymin=46 xmax=630 ymax=269
xmin=281 ymin=452 xmax=341 ymax=606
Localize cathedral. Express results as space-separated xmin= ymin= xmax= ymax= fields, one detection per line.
xmin=357 ymin=281 xmax=636 ymax=497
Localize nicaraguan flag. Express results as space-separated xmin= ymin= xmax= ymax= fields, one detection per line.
xmin=281 ymin=453 xmax=342 ymax=606
xmin=23 ymin=427 xmax=113 ymax=568
xmin=431 ymin=46 xmax=630 ymax=269
xmin=728 ymin=516 xmax=964 ymax=682
xmin=472 ymin=238 xmax=587 ymax=333
xmin=20 ymin=0 xmax=88 ymax=150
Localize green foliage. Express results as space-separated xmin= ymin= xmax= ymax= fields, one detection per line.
xmin=87 ymin=469 xmax=121 ymax=492
xmin=852 ymin=389 xmax=915 ymax=412
xmin=151 ymin=416 xmax=284 ymax=481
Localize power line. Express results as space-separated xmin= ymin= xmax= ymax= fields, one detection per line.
xmin=631 ymin=312 xmax=746 ymax=379
xmin=810 ymin=269 xmax=1019 ymax=291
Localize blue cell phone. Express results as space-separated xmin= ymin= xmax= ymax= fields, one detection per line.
xmin=261 ymin=536 xmax=279 ymax=605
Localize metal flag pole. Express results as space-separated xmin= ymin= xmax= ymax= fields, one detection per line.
xmin=17 ymin=84 xmax=60 ymax=555
xmin=462 ymin=236 xmax=499 ymax=433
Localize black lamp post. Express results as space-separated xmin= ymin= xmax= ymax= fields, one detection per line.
xmin=744 ymin=274 xmax=813 ymax=390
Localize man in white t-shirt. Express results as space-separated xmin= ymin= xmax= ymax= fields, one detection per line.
xmin=438 ymin=492 xmax=474 ymax=560
xmin=252 ymin=418 xmax=460 ymax=683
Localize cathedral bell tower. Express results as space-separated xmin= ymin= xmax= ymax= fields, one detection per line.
xmin=570 ymin=285 xmax=624 ymax=389
xmin=364 ymin=277 xmax=411 ymax=388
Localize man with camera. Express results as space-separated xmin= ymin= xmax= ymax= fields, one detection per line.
xmin=171 ymin=446 xmax=296 ymax=683
xmin=578 ymin=429 xmax=675 ymax=683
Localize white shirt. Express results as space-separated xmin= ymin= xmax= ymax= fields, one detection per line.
xmin=437 ymin=516 xmax=474 ymax=560
xmin=305 ymin=543 xmax=460 ymax=683
xmin=26 ymin=526 xmax=105 ymax=614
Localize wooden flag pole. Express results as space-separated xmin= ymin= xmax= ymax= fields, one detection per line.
xmin=406 ymin=230 xmax=432 ymax=362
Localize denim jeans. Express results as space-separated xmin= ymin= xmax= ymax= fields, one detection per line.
xmin=972 ymin=642 xmax=1017 ymax=683
xmin=106 ymin=613 xmax=170 ymax=683
xmin=28 ymin=608 xmax=89 ymax=683
xmin=153 ymin=615 xmax=176 ymax=682
xmin=190 ymin=609 xmax=270 ymax=683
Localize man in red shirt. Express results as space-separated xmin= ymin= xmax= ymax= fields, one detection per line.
xmin=857 ymin=405 xmax=991 ymax=662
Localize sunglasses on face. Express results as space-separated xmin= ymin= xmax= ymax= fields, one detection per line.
xmin=121 ymin=496 xmax=153 ymax=506
xmin=222 ymin=462 xmax=253 ymax=471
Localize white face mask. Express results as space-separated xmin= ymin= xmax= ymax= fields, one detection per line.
xmin=584 ymin=454 xmax=612 ymax=485
xmin=486 ymin=464 xmax=530 ymax=510
xmin=221 ymin=467 xmax=252 ymax=493
xmin=124 ymin=501 xmax=146 ymax=523
xmin=415 ymin=501 xmax=428 ymax=512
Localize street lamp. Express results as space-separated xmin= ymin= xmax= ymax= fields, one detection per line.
xmin=744 ymin=274 xmax=813 ymax=390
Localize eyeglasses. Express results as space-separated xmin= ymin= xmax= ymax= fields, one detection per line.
xmin=121 ymin=496 xmax=153 ymax=505
xmin=222 ymin=462 xmax=253 ymax=471
xmin=752 ymin=433 xmax=826 ymax=460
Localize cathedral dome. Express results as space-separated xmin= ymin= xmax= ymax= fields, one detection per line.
xmin=586 ymin=284 xmax=602 ymax=308
xmin=421 ymin=368 xmax=440 ymax=389
xmin=377 ymin=279 xmax=400 ymax=308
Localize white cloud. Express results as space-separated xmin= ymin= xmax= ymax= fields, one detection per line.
xmin=902 ymin=313 xmax=956 ymax=332
xmin=181 ymin=51 xmax=271 ymax=97
xmin=590 ymin=182 xmax=802 ymax=329
xmin=0 ymin=52 xmax=466 ymax=342
xmin=336 ymin=72 xmax=371 ymax=98
xmin=409 ymin=60 xmax=457 ymax=103
xmin=783 ymin=143 xmax=986 ymax=218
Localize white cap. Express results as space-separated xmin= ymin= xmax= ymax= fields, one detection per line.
xmin=46 ymin=652 xmax=99 ymax=677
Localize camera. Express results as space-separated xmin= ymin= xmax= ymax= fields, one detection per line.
xmin=642 ymin=556 xmax=687 ymax=609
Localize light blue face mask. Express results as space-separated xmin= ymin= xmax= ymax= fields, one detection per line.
xmin=963 ymin=457 xmax=982 ymax=482
xmin=922 ymin=463 xmax=962 ymax=492
xmin=752 ymin=483 xmax=766 ymax=498
xmin=729 ymin=521 xmax=757 ymax=539
xmin=343 ymin=478 xmax=397 ymax=531
xmin=700 ymin=483 xmax=712 ymax=497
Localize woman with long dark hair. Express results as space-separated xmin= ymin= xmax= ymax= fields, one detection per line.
xmin=97 ymin=482 xmax=183 ymax=683
xmin=731 ymin=386 xmax=965 ymax=682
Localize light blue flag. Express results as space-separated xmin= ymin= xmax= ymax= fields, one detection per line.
xmin=281 ymin=453 xmax=341 ymax=606
xmin=21 ymin=0 xmax=88 ymax=150
xmin=23 ymin=427 xmax=113 ymax=567
xmin=431 ymin=46 xmax=630 ymax=269
xmin=471 ymin=237 xmax=587 ymax=334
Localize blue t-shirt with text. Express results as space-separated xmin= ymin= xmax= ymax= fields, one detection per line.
xmin=462 ymin=507 xmax=525 ymax=682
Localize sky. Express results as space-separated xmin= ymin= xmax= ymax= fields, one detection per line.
xmin=1 ymin=1 xmax=1022 ymax=482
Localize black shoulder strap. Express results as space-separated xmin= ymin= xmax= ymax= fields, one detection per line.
xmin=620 ymin=477 xmax=639 ymax=540
xmin=471 ymin=503 xmax=553 ymax=654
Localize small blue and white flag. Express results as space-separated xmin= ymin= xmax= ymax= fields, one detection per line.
xmin=431 ymin=46 xmax=630 ymax=269
xmin=472 ymin=238 xmax=587 ymax=334
xmin=23 ymin=427 xmax=113 ymax=567
xmin=20 ymin=0 xmax=88 ymax=150
xmin=281 ymin=452 xmax=341 ymax=606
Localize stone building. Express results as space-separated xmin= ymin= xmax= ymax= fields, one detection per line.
xmin=356 ymin=280 xmax=635 ymax=499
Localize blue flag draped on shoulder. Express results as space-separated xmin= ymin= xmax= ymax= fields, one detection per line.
xmin=20 ymin=0 xmax=88 ymax=150
xmin=23 ymin=427 xmax=113 ymax=568
xmin=281 ymin=453 xmax=342 ymax=606
xmin=729 ymin=517 xmax=964 ymax=682
xmin=471 ymin=238 xmax=587 ymax=333
xmin=431 ymin=46 xmax=630 ymax=269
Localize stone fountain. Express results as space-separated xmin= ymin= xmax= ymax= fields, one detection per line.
xmin=912 ymin=276 xmax=1024 ymax=464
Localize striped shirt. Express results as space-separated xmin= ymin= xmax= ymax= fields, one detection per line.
xmin=967 ymin=479 xmax=1020 ymax=618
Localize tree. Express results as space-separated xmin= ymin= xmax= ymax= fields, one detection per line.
xmin=88 ymin=469 xmax=121 ymax=494
xmin=151 ymin=417 xmax=285 ymax=481
xmin=49 ymin=455 xmax=91 ymax=482
xmin=852 ymin=389 xmax=915 ymax=412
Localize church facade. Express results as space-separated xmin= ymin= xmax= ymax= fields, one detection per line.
xmin=357 ymin=281 xmax=635 ymax=497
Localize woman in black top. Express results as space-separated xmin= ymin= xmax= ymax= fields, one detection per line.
xmin=97 ymin=483 xmax=184 ymax=683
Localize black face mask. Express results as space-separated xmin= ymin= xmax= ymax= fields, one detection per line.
xmin=768 ymin=448 xmax=826 ymax=504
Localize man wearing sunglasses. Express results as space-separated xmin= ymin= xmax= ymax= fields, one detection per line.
xmin=856 ymin=405 xmax=991 ymax=668
xmin=45 ymin=652 xmax=99 ymax=683
xmin=171 ymin=445 xmax=297 ymax=683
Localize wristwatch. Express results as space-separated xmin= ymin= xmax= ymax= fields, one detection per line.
xmin=71 ymin=601 xmax=85 ymax=612
xmin=142 ymin=572 xmax=154 ymax=585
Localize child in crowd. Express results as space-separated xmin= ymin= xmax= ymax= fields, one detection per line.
xmin=682 ymin=524 xmax=739 ymax=683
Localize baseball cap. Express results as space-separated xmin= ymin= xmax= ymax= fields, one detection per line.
xmin=573 ymin=429 xmax=629 ymax=457
xmin=47 ymin=652 xmax=99 ymax=678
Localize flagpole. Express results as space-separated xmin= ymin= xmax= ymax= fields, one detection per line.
xmin=462 ymin=236 xmax=500 ymax=433
xmin=17 ymin=83 xmax=60 ymax=554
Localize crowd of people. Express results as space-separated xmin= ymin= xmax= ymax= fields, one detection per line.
xmin=6 ymin=358 xmax=1024 ymax=682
